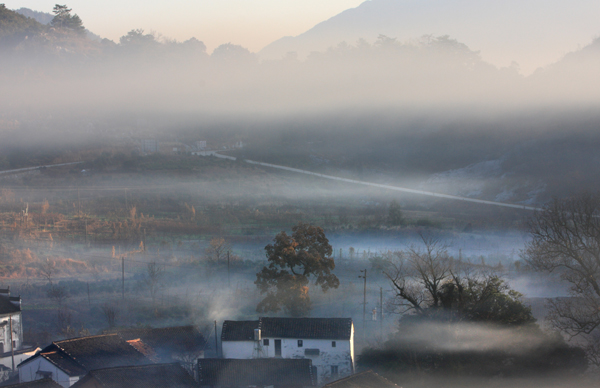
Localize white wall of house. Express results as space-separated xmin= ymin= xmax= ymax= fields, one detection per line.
xmin=262 ymin=337 xmax=353 ymax=384
xmin=0 ymin=347 xmax=40 ymax=370
xmin=221 ymin=340 xmax=256 ymax=359
xmin=18 ymin=356 xmax=79 ymax=388
xmin=0 ymin=313 xmax=23 ymax=354
xmin=222 ymin=329 xmax=354 ymax=384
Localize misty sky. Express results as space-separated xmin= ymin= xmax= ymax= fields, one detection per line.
xmin=5 ymin=0 xmax=600 ymax=73
xmin=5 ymin=0 xmax=364 ymax=52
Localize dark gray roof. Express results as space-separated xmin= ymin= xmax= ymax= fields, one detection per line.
xmin=221 ymin=318 xmax=353 ymax=341
xmin=0 ymin=295 xmax=20 ymax=315
xmin=19 ymin=334 xmax=152 ymax=377
xmin=109 ymin=326 xmax=207 ymax=357
xmin=221 ymin=320 xmax=258 ymax=341
xmin=2 ymin=378 xmax=62 ymax=388
xmin=71 ymin=363 xmax=198 ymax=388
xmin=323 ymin=371 xmax=399 ymax=388
xmin=260 ymin=318 xmax=353 ymax=340
xmin=198 ymin=358 xmax=315 ymax=387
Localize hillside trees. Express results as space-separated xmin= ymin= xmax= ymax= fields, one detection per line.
xmin=0 ymin=4 xmax=45 ymax=47
xmin=50 ymin=4 xmax=84 ymax=34
xmin=525 ymin=192 xmax=600 ymax=365
xmin=255 ymin=222 xmax=339 ymax=317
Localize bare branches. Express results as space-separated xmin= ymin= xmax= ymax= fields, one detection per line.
xmin=205 ymin=237 xmax=231 ymax=262
xmin=101 ymin=303 xmax=119 ymax=328
xmin=525 ymin=192 xmax=600 ymax=365
xmin=144 ymin=262 xmax=163 ymax=307
xmin=383 ymin=233 xmax=451 ymax=314
xmin=39 ymin=259 xmax=55 ymax=285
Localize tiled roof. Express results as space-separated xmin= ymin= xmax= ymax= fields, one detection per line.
xmin=0 ymin=294 xmax=20 ymax=315
xmin=2 ymin=378 xmax=62 ymax=388
xmin=221 ymin=320 xmax=259 ymax=341
xmin=126 ymin=339 xmax=159 ymax=363
xmin=53 ymin=334 xmax=152 ymax=372
xmin=260 ymin=318 xmax=353 ymax=340
xmin=41 ymin=349 xmax=88 ymax=376
xmin=110 ymin=326 xmax=207 ymax=356
xmin=198 ymin=358 xmax=315 ymax=387
xmin=19 ymin=334 xmax=153 ymax=377
xmin=323 ymin=371 xmax=399 ymax=388
xmin=221 ymin=318 xmax=353 ymax=341
xmin=71 ymin=363 xmax=198 ymax=388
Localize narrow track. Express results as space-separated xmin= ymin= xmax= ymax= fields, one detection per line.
xmin=213 ymin=153 xmax=541 ymax=211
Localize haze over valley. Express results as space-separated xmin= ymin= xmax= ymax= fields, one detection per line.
xmin=1 ymin=2 xmax=600 ymax=387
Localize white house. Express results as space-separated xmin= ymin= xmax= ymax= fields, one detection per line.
xmin=18 ymin=334 xmax=153 ymax=388
xmin=0 ymin=287 xmax=23 ymax=356
xmin=221 ymin=318 xmax=354 ymax=384
xmin=0 ymin=287 xmax=39 ymax=375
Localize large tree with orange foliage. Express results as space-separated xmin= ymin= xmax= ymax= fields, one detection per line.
xmin=255 ymin=222 xmax=339 ymax=317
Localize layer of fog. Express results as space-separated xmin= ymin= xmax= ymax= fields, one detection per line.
xmin=2 ymin=26 xmax=600 ymax=120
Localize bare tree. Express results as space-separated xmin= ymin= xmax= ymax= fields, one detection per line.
xmin=101 ymin=302 xmax=119 ymax=328
xmin=56 ymin=308 xmax=75 ymax=338
xmin=384 ymin=233 xmax=453 ymax=314
xmin=47 ymin=285 xmax=68 ymax=307
xmin=525 ymin=192 xmax=600 ymax=365
xmin=144 ymin=262 xmax=163 ymax=307
xmin=205 ymin=237 xmax=231 ymax=262
xmin=39 ymin=259 xmax=55 ymax=285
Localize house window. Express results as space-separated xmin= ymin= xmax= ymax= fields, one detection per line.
xmin=298 ymin=340 xmax=303 ymax=347
xmin=331 ymin=365 xmax=339 ymax=378
xmin=332 ymin=341 xmax=336 ymax=347
xmin=0 ymin=343 xmax=3 ymax=354
xmin=263 ymin=339 xmax=269 ymax=346
xmin=12 ymin=340 xmax=15 ymax=349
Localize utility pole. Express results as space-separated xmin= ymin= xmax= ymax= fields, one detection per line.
xmin=359 ymin=269 xmax=367 ymax=334
xmin=121 ymin=256 xmax=125 ymax=300
xmin=380 ymin=287 xmax=383 ymax=337
xmin=227 ymin=251 xmax=230 ymax=289
xmin=214 ymin=320 xmax=219 ymax=358
xmin=9 ymin=316 xmax=14 ymax=371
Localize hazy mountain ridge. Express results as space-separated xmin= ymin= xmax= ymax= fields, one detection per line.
xmin=259 ymin=0 xmax=600 ymax=74
xmin=15 ymin=7 xmax=54 ymax=25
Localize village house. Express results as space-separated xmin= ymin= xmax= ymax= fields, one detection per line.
xmin=70 ymin=363 xmax=198 ymax=388
xmin=0 ymin=287 xmax=39 ymax=372
xmin=221 ymin=318 xmax=354 ymax=384
xmin=198 ymin=358 xmax=314 ymax=387
xmin=17 ymin=334 xmax=153 ymax=388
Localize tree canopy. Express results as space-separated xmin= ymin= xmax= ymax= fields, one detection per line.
xmin=255 ymin=222 xmax=339 ymax=317
xmin=50 ymin=4 xmax=84 ymax=34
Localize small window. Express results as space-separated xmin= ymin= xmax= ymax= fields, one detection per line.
xmin=298 ymin=340 xmax=303 ymax=347
xmin=263 ymin=339 xmax=269 ymax=346
xmin=332 ymin=341 xmax=336 ymax=348
xmin=331 ymin=365 xmax=339 ymax=377
xmin=12 ymin=340 xmax=15 ymax=349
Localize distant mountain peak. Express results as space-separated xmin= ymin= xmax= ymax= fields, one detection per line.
xmin=259 ymin=0 xmax=600 ymax=74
